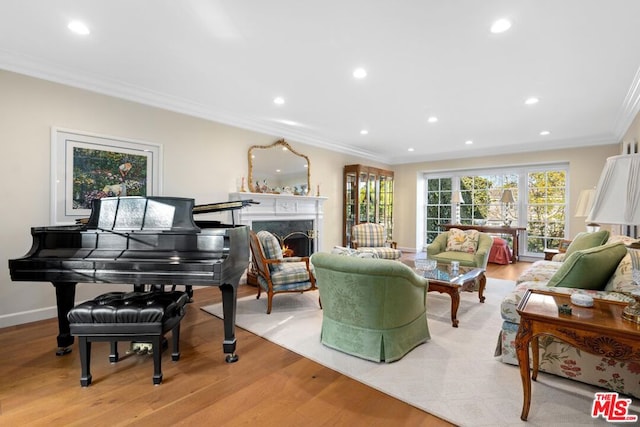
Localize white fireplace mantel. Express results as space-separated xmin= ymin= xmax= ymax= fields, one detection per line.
xmin=229 ymin=192 xmax=328 ymax=253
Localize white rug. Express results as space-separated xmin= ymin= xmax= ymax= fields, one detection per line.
xmin=202 ymin=279 xmax=639 ymax=426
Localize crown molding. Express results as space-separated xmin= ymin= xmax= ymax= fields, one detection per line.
xmin=614 ymin=64 xmax=640 ymax=139
xmin=1 ymin=48 xmax=634 ymax=166
xmin=390 ymin=134 xmax=620 ymax=165
xmin=0 ymin=49 xmax=387 ymax=164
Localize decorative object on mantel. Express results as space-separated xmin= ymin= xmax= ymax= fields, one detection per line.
xmin=588 ymin=152 xmax=640 ymax=322
xmin=248 ymin=139 xmax=310 ymax=195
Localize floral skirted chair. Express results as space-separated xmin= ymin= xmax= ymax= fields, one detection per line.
xmin=496 ymin=232 xmax=640 ymax=398
xmin=249 ymin=230 xmax=318 ymax=314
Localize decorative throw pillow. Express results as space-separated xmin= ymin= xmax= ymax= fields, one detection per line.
xmin=445 ymin=228 xmax=479 ymax=254
xmin=331 ymin=246 xmax=377 ymax=258
xmin=564 ymin=230 xmax=610 ymax=257
xmin=607 ymin=234 xmax=640 ymax=246
xmin=547 ymin=242 xmax=628 ymax=290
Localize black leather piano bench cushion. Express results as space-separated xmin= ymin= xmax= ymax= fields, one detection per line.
xmin=67 ymin=290 xmax=189 ymax=387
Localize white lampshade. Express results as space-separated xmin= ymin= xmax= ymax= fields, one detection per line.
xmin=451 ymin=190 xmax=465 ymax=204
xmin=575 ymin=189 xmax=596 ymax=218
xmin=588 ymin=153 xmax=640 ymax=225
xmin=500 ymin=189 xmax=515 ymax=204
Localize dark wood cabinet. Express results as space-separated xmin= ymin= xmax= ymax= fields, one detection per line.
xmin=343 ymin=164 xmax=394 ymax=247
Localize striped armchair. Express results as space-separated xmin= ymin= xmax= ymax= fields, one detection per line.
xmin=249 ymin=230 xmax=318 ymax=314
xmin=351 ymin=223 xmax=402 ymax=260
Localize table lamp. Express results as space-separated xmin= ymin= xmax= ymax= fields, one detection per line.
xmin=452 ymin=190 xmax=465 ymax=224
xmin=500 ymin=189 xmax=515 ymax=227
xmin=574 ymin=188 xmax=600 ymax=232
xmin=587 ymin=153 xmax=640 ymax=322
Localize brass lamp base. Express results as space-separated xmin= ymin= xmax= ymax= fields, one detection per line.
xmin=621 ymin=245 xmax=640 ymax=323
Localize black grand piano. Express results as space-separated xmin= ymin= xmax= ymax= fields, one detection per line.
xmin=8 ymin=196 xmax=252 ymax=362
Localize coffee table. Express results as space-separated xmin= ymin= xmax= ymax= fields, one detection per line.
xmin=418 ymin=263 xmax=486 ymax=327
xmin=515 ymin=289 xmax=640 ymax=421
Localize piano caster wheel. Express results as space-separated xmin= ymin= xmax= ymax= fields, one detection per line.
xmin=56 ymin=346 xmax=72 ymax=356
xmin=225 ymin=353 xmax=239 ymax=363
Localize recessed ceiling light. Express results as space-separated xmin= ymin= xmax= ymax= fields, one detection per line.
xmin=540 ymin=130 xmax=551 ymax=136
xmin=273 ymin=97 xmax=285 ymax=105
xmin=427 ymin=116 xmax=438 ymax=123
xmin=279 ymin=119 xmax=299 ymax=126
xmin=68 ymin=20 xmax=90 ymax=35
xmin=360 ymin=129 xmax=369 ymax=135
xmin=465 ymin=140 xmax=474 ymax=145
xmin=408 ymin=148 xmax=415 ymax=152
xmin=490 ymin=18 xmax=512 ymax=34
xmin=525 ymin=97 xmax=539 ymax=105
xmin=353 ymin=68 xmax=367 ymax=79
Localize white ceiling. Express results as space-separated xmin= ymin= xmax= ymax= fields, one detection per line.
xmin=1 ymin=0 xmax=640 ymax=164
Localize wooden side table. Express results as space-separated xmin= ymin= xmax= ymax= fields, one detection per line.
xmin=515 ymin=290 xmax=640 ymax=421
xmin=542 ymin=248 xmax=558 ymax=260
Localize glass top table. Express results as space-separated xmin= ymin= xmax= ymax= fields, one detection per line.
xmin=416 ymin=262 xmax=486 ymax=328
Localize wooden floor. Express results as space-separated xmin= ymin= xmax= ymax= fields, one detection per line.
xmin=0 ymin=259 xmax=531 ymax=426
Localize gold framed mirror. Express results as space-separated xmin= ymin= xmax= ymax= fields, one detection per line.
xmin=248 ymin=139 xmax=310 ymax=195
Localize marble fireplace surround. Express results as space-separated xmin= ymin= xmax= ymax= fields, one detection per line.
xmin=229 ymin=192 xmax=328 ymax=254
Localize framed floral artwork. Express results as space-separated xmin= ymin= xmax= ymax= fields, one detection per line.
xmin=51 ymin=128 xmax=163 ymax=224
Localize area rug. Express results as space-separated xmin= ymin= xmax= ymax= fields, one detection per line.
xmin=202 ymin=279 xmax=639 ymax=426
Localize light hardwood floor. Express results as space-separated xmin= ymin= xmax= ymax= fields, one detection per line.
xmin=0 ymin=260 xmax=531 ymax=426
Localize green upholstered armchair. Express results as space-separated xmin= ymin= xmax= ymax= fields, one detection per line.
xmin=426 ymin=230 xmax=492 ymax=269
xmin=310 ymin=252 xmax=430 ymax=362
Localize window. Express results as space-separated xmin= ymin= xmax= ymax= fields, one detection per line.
xmin=423 ymin=164 xmax=568 ymax=256
xmin=459 ymin=173 xmax=518 ymax=225
xmin=526 ymin=170 xmax=567 ymax=252
xmin=425 ymin=178 xmax=451 ymax=243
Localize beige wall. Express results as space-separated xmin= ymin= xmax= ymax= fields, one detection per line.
xmin=392 ymin=145 xmax=621 ymax=251
xmin=0 ymin=69 xmax=625 ymax=327
xmin=0 ymin=70 xmax=374 ymax=327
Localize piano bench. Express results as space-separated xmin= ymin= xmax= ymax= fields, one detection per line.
xmin=67 ymin=290 xmax=189 ymax=387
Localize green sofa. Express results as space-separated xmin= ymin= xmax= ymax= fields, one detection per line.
xmin=426 ymin=230 xmax=493 ymax=268
xmin=310 ymin=252 xmax=430 ymax=362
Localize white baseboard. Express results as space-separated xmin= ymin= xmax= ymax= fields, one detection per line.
xmin=398 ymin=247 xmax=417 ymax=253
xmin=0 ymin=306 xmax=57 ymax=329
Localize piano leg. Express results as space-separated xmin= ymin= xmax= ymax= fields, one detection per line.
xmin=53 ymin=282 xmax=77 ymax=356
xmin=219 ymin=283 xmax=239 ymax=363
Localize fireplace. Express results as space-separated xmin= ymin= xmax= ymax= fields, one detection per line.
xmin=252 ymin=220 xmax=315 ymax=257
xmin=230 ymin=192 xmax=327 ymax=286
xmin=229 ymin=192 xmax=327 ymax=254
